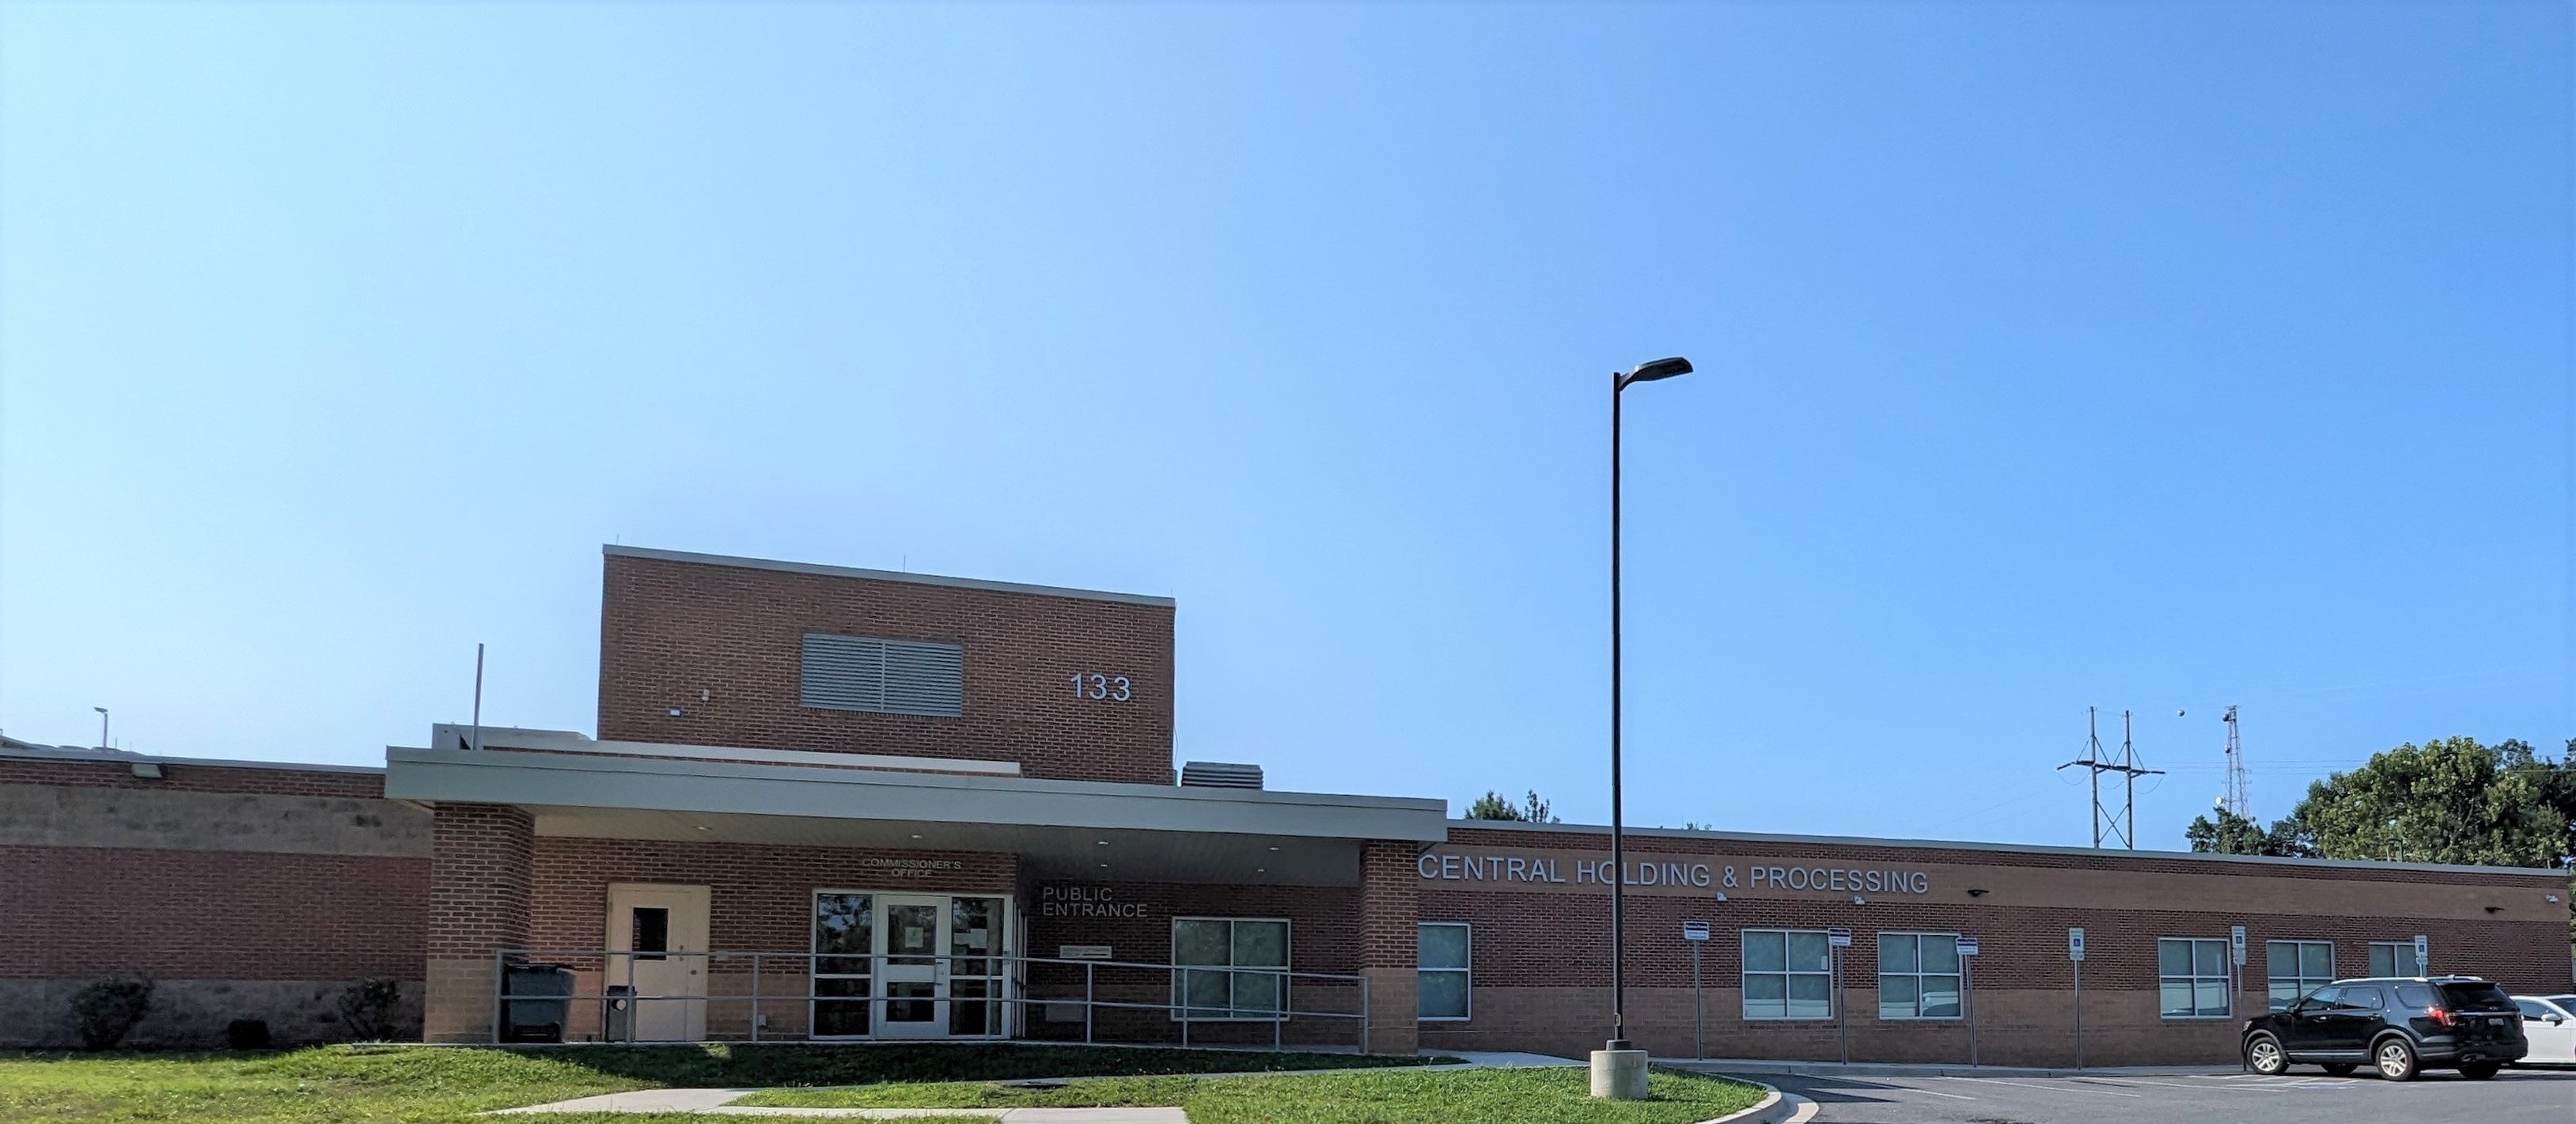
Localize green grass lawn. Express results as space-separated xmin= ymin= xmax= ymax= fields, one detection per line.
xmin=0 ymin=1042 xmax=1434 ymax=1123
xmin=740 ymin=1065 xmax=1771 ymax=1124
xmin=0 ymin=1045 xmax=710 ymax=1124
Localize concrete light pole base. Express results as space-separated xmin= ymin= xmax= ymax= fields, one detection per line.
xmin=1589 ymin=1046 xmax=1650 ymax=1099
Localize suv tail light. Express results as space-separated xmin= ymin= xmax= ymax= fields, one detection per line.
xmin=2425 ymin=1007 xmax=2456 ymax=1027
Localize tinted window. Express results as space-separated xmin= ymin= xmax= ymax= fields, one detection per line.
xmin=2339 ymin=986 xmax=2385 ymax=1011
xmin=2302 ymin=986 xmax=2343 ymax=1009
xmin=2518 ymin=999 xmax=2555 ymax=1020
xmin=2394 ymin=983 xmax=2437 ymax=1009
xmin=2438 ymin=983 xmax=2515 ymax=1012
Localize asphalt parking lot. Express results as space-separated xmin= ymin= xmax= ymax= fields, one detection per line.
xmin=1756 ymin=1065 xmax=2576 ymax=1123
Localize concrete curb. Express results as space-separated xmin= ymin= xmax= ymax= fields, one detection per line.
xmin=1698 ymin=1080 xmax=1815 ymax=1124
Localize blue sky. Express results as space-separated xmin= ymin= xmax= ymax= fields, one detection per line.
xmin=2 ymin=2 xmax=2567 ymax=850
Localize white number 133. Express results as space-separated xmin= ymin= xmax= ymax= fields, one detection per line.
xmin=1070 ymin=672 xmax=1131 ymax=702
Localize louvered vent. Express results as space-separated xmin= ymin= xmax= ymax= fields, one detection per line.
xmin=1179 ymin=761 xmax=1263 ymax=790
xmin=800 ymin=633 xmax=964 ymax=717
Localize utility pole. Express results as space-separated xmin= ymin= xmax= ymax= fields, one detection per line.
xmin=2059 ymin=707 xmax=2162 ymax=848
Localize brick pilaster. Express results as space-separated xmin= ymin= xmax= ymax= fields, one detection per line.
xmin=422 ymin=803 xmax=534 ymax=1043
xmin=1358 ymin=840 xmax=1420 ymax=1055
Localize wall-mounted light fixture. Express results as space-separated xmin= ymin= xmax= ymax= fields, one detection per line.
xmin=1712 ymin=892 xmax=1729 ymax=903
xmin=1967 ymin=887 xmax=1988 ymax=898
xmin=1852 ymin=895 xmax=1866 ymax=906
xmin=2485 ymin=906 xmax=2505 ymax=914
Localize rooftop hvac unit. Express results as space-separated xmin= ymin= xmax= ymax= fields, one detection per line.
xmin=1179 ymin=761 xmax=1263 ymax=790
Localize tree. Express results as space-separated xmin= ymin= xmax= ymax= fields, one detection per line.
xmin=2195 ymin=736 xmax=2574 ymax=958
xmin=1465 ymin=789 xmax=1557 ymax=823
xmin=2283 ymin=737 xmax=2567 ymax=869
xmin=2187 ymin=807 xmax=2270 ymax=855
xmin=2185 ymin=805 xmax=2314 ymax=857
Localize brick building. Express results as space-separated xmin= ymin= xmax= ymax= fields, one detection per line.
xmin=3 ymin=544 xmax=2567 ymax=1062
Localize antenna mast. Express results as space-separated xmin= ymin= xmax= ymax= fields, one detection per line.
xmin=2220 ymin=705 xmax=2248 ymax=820
xmin=2059 ymin=706 xmax=2164 ymax=848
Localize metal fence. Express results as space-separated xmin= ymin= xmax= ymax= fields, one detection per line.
xmin=490 ymin=948 xmax=1374 ymax=1053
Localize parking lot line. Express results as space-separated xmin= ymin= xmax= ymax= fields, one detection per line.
xmin=1935 ymin=1077 xmax=2142 ymax=1098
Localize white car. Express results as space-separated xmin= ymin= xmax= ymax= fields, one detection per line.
xmin=2511 ymin=994 xmax=2576 ymax=1067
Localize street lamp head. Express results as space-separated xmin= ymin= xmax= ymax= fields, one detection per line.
xmin=1619 ymin=357 xmax=1692 ymax=388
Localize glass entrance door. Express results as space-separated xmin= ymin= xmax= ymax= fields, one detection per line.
xmin=810 ymin=890 xmax=1011 ymax=1040
xmin=876 ymin=896 xmax=948 ymax=1039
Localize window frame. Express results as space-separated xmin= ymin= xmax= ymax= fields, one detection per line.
xmin=2157 ymin=937 xmax=2234 ymax=1020
xmin=2366 ymin=941 xmax=2423 ymax=978
xmin=1875 ymin=931 xmax=1964 ymax=1021
xmin=1416 ymin=922 xmax=1472 ymax=1023
xmin=1741 ymin=928 xmax=1835 ymax=1021
xmin=2263 ymin=939 xmax=2335 ymax=1012
xmin=1169 ymin=916 xmax=1292 ymax=1024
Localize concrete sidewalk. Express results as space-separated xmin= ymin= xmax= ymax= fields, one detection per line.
xmin=492 ymin=1051 xmax=1585 ymax=1116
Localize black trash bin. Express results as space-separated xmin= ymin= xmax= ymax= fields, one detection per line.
xmin=500 ymin=962 xmax=574 ymax=1043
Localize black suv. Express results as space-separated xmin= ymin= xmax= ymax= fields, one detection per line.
xmin=2242 ymin=976 xmax=2525 ymax=1080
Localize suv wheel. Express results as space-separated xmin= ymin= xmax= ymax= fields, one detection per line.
xmin=2373 ymin=1037 xmax=2419 ymax=1082
xmin=2459 ymin=1062 xmax=2500 ymax=1080
xmin=2245 ymin=1034 xmax=2288 ymax=1076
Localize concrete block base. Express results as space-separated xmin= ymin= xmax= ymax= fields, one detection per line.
xmin=1589 ymin=1047 xmax=1650 ymax=1099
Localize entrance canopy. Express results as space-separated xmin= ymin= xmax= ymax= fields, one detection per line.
xmin=384 ymin=732 xmax=1445 ymax=886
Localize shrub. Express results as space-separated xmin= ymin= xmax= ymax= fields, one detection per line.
xmin=68 ymin=976 xmax=153 ymax=1050
xmin=335 ymin=977 xmax=403 ymax=1041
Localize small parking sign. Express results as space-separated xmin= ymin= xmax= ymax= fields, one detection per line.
xmin=1957 ymin=937 xmax=1979 ymax=956
xmin=2068 ymin=928 xmax=2085 ymax=962
xmin=1682 ymin=921 xmax=1710 ymax=943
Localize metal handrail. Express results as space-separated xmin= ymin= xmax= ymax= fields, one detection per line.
xmin=490 ymin=947 xmax=1373 ymax=1053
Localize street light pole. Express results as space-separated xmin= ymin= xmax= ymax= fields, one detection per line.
xmin=1600 ymin=357 xmax=1691 ymax=1096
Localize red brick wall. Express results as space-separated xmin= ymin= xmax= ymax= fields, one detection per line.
xmin=527 ymin=836 xmax=1021 ymax=956
xmin=429 ymin=804 xmax=535 ymax=959
xmin=1358 ymin=842 xmax=1419 ymax=971
xmin=1428 ymin=827 xmax=2567 ymax=993
xmin=0 ymin=845 xmax=426 ymax=979
xmin=0 ymin=757 xmax=385 ymax=798
xmin=597 ymin=551 xmax=1174 ymax=784
xmin=1023 ymin=879 xmax=1367 ymax=1046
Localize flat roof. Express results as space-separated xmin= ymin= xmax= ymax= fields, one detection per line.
xmin=1447 ymin=817 xmax=2570 ymax=879
xmin=605 ymin=545 xmax=1175 ymax=607
xmin=0 ymin=741 xmax=384 ymax=775
xmin=385 ymin=745 xmax=1449 ymax=842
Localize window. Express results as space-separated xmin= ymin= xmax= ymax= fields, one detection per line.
xmin=1418 ymin=923 xmax=1471 ymax=1021
xmin=1742 ymin=929 xmax=1833 ymax=1020
xmin=2367 ymin=941 xmax=2423 ymax=978
xmin=2265 ymin=940 xmax=2334 ymax=1012
xmin=630 ymin=907 xmax=669 ymax=961
xmin=2158 ymin=937 xmax=2231 ymax=1019
xmin=810 ymin=891 xmax=874 ymax=1038
xmin=1172 ymin=918 xmax=1289 ymax=1021
xmin=1877 ymin=933 xmax=1961 ymax=1020
xmin=800 ymin=633 xmax=964 ymax=717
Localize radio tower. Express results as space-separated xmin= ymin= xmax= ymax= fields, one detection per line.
xmin=2220 ymin=705 xmax=2250 ymax=820
xmin=2059 ymin=707 xmax=2163 ymax=849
